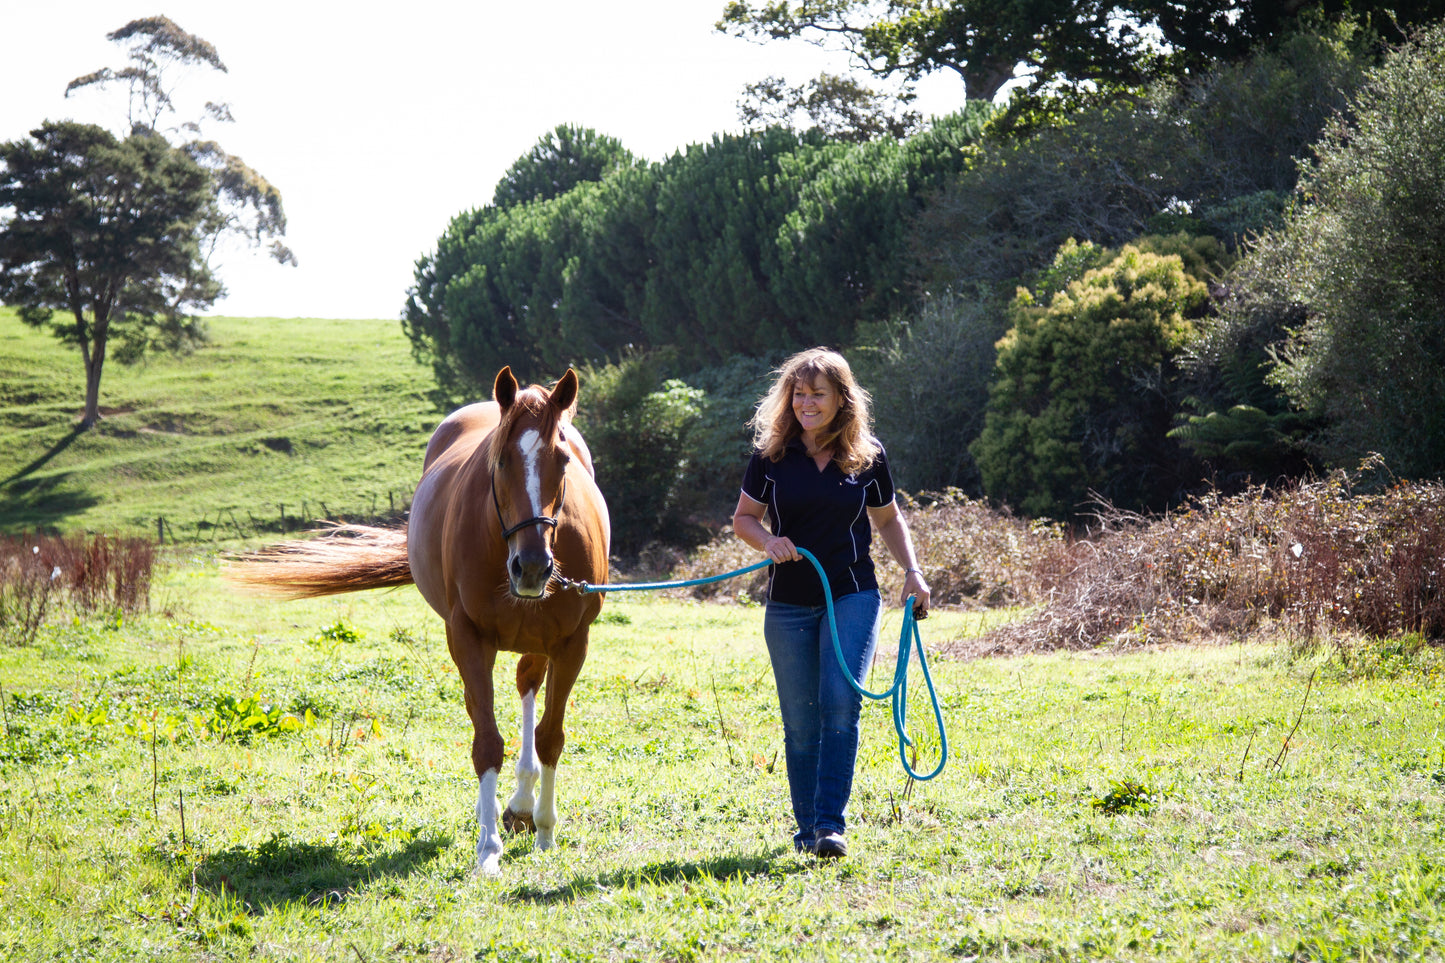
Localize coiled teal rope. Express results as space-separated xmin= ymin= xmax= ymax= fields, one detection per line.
xmin=570 ymin=547 xmax=948 ymax=781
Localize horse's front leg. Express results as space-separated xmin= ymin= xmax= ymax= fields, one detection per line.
xmin=533 ymin=629 xmax=589 ymax=852
xmin=503 ymin=653 xmax=548 ymax=834
xmin=447 ymin=610 xmax=504 ymax=875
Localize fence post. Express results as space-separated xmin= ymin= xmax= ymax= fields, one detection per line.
xmin=157 ymin=516 xmax=165 ymax=545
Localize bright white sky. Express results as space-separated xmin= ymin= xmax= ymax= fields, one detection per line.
xmin=1 ymin=2 xmax=965 ymax=321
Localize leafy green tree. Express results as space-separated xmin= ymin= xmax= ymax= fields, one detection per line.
xmin=971 ymin=245 xmax=1207 ymax=518
xmin=720 ymin=1 xmax=1431 ymax=107
xmin=491 ymin=124 xmax=636 ymax=209
xmin=1248 ymin=22 xmax=1445 ymax=475
xmin=67 ymin=16 xmax=293 ymax=269
xmin=738 ymin=72 xmax=922 ymax=141
xmin=912 ymin=24 xmax=1368 ymax=294
xmin=0 ymin=122 xmax=219 ymax=427
xmin=1141 ymin=0 xmax=1445 ymax=74
xmin=718 ymin=0 xmax=1165 ymax=102
xmin=853 ymin=290 xmax=1009 ymax=493
xmin=639 ymin=127 xmax=842 ymax=364
xmin=404 ymin=165 xmax=658 ymax=398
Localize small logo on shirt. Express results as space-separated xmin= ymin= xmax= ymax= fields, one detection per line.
xmin=844 ymin=473 xmax=859 ymax=485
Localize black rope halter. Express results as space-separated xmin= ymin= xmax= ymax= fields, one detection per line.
xmin=492 ymin=474 xmax=567 ymax=541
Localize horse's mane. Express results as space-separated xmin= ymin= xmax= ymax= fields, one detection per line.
xmin=484 ymin=385 xmax=566 ymax=477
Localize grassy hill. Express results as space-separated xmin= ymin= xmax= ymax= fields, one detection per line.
xmin=0 ymin=308 xmax=446 ymax=539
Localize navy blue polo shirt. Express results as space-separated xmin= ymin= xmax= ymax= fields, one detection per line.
xmin=739 ymin=438 xmax=896 ymax=606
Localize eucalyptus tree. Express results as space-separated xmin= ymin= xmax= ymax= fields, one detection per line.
xmin=67 ymin=16 xmax=294 ymax=273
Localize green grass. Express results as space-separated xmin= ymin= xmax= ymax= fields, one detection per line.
xmin=0 ymin=308 xmax=442 ymax=538
xmin=2 ymin=564 xmax=1443 ymax=961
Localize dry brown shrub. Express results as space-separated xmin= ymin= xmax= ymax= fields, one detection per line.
xmin=978 ymin=464 xmax=1445 ymax=655
xmin=0 ymin=533 xmax=158 ymax=644
xmin=668 ymin=466 xmax=1445 ymax=659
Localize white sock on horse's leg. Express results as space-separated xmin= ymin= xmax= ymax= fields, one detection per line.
xmin=506 ymin=689 xmax=540 ymax=820
xmin=475 ymin=769 xmax=503 ymax=876
xmin=535 ymin=765 xmax=558 ymax=851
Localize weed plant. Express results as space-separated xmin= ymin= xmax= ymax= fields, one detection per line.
xmin=1 ymin=562 xmax=1442 ymax=961
xmin=0 ymin=532 xmax=158 ymax=645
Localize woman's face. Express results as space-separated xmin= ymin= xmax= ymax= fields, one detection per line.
xmin=792 ymin=375 xmax=841 ymax=438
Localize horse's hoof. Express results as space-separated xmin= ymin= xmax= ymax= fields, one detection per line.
xmin=502 ymin=807 xmax=536 ymax=834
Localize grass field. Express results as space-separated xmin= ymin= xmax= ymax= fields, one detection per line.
xmin=3 ymin=309 xmax=1444 ymax=960
xmin=0 ymin=308 xmax=442 ymax=539
xmin=2 ymin=561 xmax=1443 ymax=961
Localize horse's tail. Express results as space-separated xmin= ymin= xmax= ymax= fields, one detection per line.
xmin=227 ymin=524 xmax=413 ymax=599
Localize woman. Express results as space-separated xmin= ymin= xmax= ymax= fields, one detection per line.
xmin=732 ymin=347 xmax=931 ymax=859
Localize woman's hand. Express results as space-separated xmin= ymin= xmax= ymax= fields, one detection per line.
xmin=902 ymin=569 xmax=931 ymax=620
xmin=733 ymin=493 xmax=799 ymax=563
xmin=763 ymin=534 xmax=801 ymax=564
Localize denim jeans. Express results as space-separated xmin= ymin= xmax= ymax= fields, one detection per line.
xmin=763 ymin=589 xmax=881 ymax=847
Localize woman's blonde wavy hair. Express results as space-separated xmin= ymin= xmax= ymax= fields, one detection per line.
xmin=751 ymin=347 xmax=881 ymax=476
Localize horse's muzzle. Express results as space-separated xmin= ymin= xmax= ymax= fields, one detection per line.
xmin=508 ymin=550 xmax=555 ymax=598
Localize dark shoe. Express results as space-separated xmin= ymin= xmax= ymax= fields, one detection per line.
xmin=795 ymin=836 xmax=817 ymax=854
xmin=814 ymin=830 xmax=847 ymax=859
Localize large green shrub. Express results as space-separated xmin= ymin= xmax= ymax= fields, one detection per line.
xmin=972 ymin=246 xmax=1208 ymax=518
xmin=1249 ymin=23 xmax=1445 ymax=475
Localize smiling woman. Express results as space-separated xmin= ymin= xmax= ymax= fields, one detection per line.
xmin=731 ymin=346 xmax=930 ymax=860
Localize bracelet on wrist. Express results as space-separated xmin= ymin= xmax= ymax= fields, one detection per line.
xmin=905 ymin=567 xmax=923 ymax=576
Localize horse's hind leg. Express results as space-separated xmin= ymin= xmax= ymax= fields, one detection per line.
xmin=447 ymin=611 xmax=504 ymax=875
xmin=503 ymin=653 xmax=548 ymax=835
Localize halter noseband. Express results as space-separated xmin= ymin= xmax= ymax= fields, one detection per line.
xmin=492 ymin=474 xmax=567 ymax=542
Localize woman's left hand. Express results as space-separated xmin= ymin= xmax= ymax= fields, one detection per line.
xmin=902 ymin=569 xmax=931 ymax=620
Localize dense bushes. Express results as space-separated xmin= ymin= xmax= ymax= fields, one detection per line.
xmin=408 ymin=17 xmax=1443 ymax=537
xmin=1235 ymin=23 xmax=1445 ymax=474
xmin=404 ymin=107 xmax=993 ymax=397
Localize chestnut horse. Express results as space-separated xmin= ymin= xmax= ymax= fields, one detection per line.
xmin=234 ymin=367 xmax=609 ymax=875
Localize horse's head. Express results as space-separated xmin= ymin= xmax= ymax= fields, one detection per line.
xmin=488 ymin=366 xmax=579 ymax=599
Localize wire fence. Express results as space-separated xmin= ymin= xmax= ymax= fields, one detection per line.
xmin=155 ymin=490 xmax=412 ymax=544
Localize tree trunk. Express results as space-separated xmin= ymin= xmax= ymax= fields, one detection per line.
xmin=80 ymin=323 xmax=108 ymax=429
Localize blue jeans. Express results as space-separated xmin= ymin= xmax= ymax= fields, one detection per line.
xmin=763 ymin=590 xmax=881 ymax=847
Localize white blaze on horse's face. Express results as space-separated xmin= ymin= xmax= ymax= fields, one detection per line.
xmin=505 ymin=426 xmax=556 ymax=599
xmin=518 ymin=429 xmax=544 ymax=519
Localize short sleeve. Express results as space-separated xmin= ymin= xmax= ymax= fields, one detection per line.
xmin=740 ymin=451 xmax=770 ymax=505
xmin=864 ymin=445 xmax=895 ymax=509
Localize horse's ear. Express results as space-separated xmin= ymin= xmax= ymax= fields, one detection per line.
xmin=550 ymin=368 xmax=579 ymax=415
xmin=494 ymin=366 xmax=518 ymax=410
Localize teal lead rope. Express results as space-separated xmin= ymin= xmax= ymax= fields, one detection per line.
xmin=569 ymin=547 xmax=948 ymax=781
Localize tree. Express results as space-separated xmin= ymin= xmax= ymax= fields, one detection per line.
xmin=572 ymin=351 xmax=706 ymax=552
xmin=971 ymin=244 xmax=1208 ymax=518
xmin=718 ymin=0 xmax=1166 ymax=103
xmin=66 ymin=16 xmax=294 ymax=270
xmin=719 ymin=1 xmax=1441 ymax=109
xmin=0 ymin=122 xmax=219 ymax=427
xmin=910 ymin=23 xmax=1369 ymax=294
xmin=491 ymin=124 xmax=637 ymax=209
xmin=737 ymin=72 xmax=922 ymax=141
xmin=1247 ymin=22 xmax=1445 ymax=475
